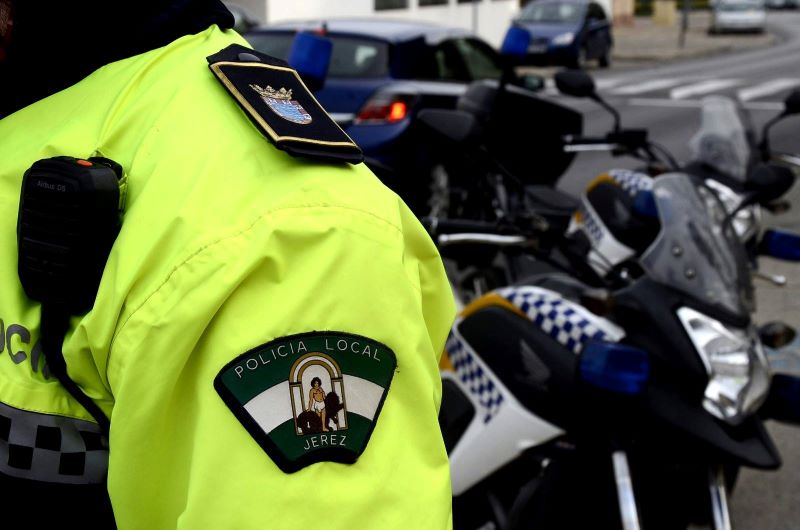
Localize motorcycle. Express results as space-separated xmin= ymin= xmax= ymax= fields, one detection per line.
xmin=422 ymin=36 xmax=800 ymax=529
xmin=435 ymin=169 xmax=800 ymax=530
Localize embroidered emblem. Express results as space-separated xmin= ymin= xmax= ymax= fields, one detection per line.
xmin=215 ymin=332 xmax=397 ymax=473
xmin=250 ymin=84 xmax=313 ymax=125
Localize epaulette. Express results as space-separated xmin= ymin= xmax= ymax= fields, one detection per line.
xmin=207 ymin=44 xmax=363 ymax=164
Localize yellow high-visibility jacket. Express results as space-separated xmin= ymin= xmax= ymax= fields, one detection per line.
xmin=0 ymin=25 xmax=454 ymax=529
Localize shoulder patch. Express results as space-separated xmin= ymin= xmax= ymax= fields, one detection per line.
xmin=214 ymin=331 xmax=397 ymax=473
xmin=207 ymin=44 xmax=363 ymax=164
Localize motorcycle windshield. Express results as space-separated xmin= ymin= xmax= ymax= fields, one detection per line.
xmin=640 ymin=173 xmax=754 ymax=317
xmin=689 ymin=96 xmax=752 ymax=181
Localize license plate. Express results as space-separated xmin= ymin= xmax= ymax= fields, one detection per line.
xmin=528 ymin=45 xmax=547 ymax=54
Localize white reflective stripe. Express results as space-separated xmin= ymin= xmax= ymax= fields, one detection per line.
xmin=0 ymin=400 xmax=108 ymax=485
xmin=342 ymin=375 xmax=384 ymax=421
xmin=244 ymin=382 xmax=292 ymax=434
xmin=670 ymin=79 xmax=741 ymax=99
xmin=737 ymin=78 xmax=800 ymax=102
xmin=610 ymin=78 xmax=686 ymax=95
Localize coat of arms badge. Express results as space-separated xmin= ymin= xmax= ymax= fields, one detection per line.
xmin=249 ymin=84 xmax=313 ymax=125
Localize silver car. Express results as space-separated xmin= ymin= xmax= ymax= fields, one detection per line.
xmin=710 ymin=0 xmax=767 ymax=33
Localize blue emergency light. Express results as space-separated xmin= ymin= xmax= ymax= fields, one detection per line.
xmin=500 ymin=27 xmax=532 ymax=58
xmin=579 ymin=341 xmax=650 ymax=395
xmin=288 ymin=31 xmax=333 ymax=92
xmin=761 ymin=228 xmax=800 ymax=261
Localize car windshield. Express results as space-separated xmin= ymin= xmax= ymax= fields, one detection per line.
xmin=639 ymin=174 xmax=753 ymax=317
xmin=518 ymin=2 xmax=585 ymax=23
xmin=245 ymin=33 xmax=390 ymax=78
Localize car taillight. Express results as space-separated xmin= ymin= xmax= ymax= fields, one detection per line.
xmin=355 ymin=95 xmax=412 ymax=124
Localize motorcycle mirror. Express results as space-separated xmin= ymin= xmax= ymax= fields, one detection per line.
xmin=555 ymin=69 xmax=621 ymax=131
xmin=287 ymin=31 xmax=332 ymax=92
xmin=783 ymin=89 xmax=800 ymax=116
xmin=746 ymin=163 xmax=796 ymax=205
xmin=759 ymin=228 xmax=800 ymax=261
xmin=578 ymin=341 xmax=649 ymax=395
xmin=759 ymin=321 xmax=797 ymax=349
xmin=500 ymin=26 xmax=532 ymax=58
xmin=554 ymin=69 xmax=596 ymax=98
xmin=759 ymin=90 xmax=800 ymax=160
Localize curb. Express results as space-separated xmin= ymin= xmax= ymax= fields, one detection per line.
xmin=612 ymin=33 xmax=779 ymax=64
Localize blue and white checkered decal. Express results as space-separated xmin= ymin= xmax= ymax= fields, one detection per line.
xmin=579 ymin=203 xmax=604 ymax=244
xmin=497 ymin=286 xmax=624 ymax=354
xmin=446 ymin=333 xmax=504 ymax=423
xmin=608 ymin=169 xmax=654 ymax=197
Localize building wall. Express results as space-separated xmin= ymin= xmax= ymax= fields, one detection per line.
xmin=247 ymin=0 xmax=520 ymax=46
xmin=226 ymin=0 xmax=614 ymax=47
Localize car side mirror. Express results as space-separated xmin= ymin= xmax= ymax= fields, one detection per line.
xmin=288 ymin=32 xmax=332 ymax=92
xmin=554 ymin=69 xmax=597 ymax=98
xmin=518 ymin=74 xmax=546 ymax=92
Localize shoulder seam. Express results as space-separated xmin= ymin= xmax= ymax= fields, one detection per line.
xmin=106 ymin=203 xmax=404 ymax=382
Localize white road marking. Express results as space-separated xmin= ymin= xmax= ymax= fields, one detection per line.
xmin=609 ymin=78 xmax=687 ymax=95
xmin=737 ymin=78 xmax=800 ymax=101
xmin=628 ymin=98 xmax=704 ymax=108
xmin=629 ymin=97 xmax=783 ymax=111
xmin=669 ymin=79 xmax=742 ymax=99
xmin=595 ymin=78 xmax=625 ymax=91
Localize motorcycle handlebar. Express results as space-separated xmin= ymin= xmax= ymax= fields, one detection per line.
xmin=422 ymin=217 xmax=508 ymax=235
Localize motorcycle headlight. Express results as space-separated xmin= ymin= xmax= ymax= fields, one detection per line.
xmin=678 ymin=307 xmax=770 ymax=425
xmin=551 ymin=32 xmax=575 ymax=46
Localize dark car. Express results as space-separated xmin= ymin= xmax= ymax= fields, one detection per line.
xmin=243 ymin=19 xmax=532 ymax=203
xmin=513 ymin=0 xmax=613 ymax=68
xmin=223 ymin=2 xmax=261 ymax=34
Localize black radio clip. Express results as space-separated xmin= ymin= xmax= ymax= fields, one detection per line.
xmin=17 ymin=156 xmax=125 ymax=433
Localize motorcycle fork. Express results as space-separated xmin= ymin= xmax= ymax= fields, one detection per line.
xmin=612 ymin=450 xmax=642 ymax=530
xmin=708 ymin=464 xmax=733 ymax=530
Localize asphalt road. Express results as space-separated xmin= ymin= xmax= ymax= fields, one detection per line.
xmin=545 ymin=12 xmax=800 ymax=530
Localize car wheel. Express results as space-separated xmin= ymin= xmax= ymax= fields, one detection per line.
xmin=598 ymin=46 xmax=611 ymax=68
xmin=570 ymin=46 xmax=588 ymax=70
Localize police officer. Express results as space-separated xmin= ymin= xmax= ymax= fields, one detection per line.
xmin=0 ymin=1 xmax=455 ymax=528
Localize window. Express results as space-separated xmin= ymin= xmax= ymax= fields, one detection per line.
xmin=518 ymin=2 xmax=585 ymax=23
xmin=453 ymin=39 xmax=503 ymax=81
xmin=375 ymin=0 xmax=408 ymax=10
xmin=419 ymin=0 xmax=448 ymax=5
xmin=430 ymin=38 xmax=503 ymax=82
xmin=245 ymin=32 xmax=390 ymax=79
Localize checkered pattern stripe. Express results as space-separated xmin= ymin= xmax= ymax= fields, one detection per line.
xmin=446 ymin=333 xmax=504 ymax=423
xmin=0 ymin=400 xmax=108 ymax=484
xmin=497 ymin=286 xmax=625 ymax=354
xmin=579 ymin=203 xmax=604 ymax=244
xmin=608 ymin=169 xmax=654 ymax=197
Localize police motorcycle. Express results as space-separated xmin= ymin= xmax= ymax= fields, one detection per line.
xmin=433 ymin=166 xmax=800 ymax=530
xmin=554 ymin=68 xmax=800 ymax=262
xmin=422 ymin=59 xmax=800 ymax=306
xmin=423 ymin=30 xmax=800 ymax=530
